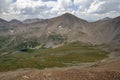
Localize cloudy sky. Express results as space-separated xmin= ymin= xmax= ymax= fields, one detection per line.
xmin=0 ymin=0 xmax=120 ymax=21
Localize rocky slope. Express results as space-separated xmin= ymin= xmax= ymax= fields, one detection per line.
xmin=0 ymin=13 xmax=120 ymax=80
xmin=0 ymin=61 xmax=120 ymax=80
xmin=81 ymin=16 xmax=120 ymax=44
xmin=0 ymin=13 xmax=120 ymax=52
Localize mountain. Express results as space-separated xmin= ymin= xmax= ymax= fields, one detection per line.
xmin=0 ymin=13 xmax=120 ymax=79
xmin=0 ymin=19 xmax=23 ymax=32
xmin=0 ymin=18 xmax=9 ymax=27
xmin=0 ymin=18 xmax=9 ymax=32
xmin=9 ymin=19 xmax=23 ymax=26
xmin=23 ymin=18 xmax=44 ymax=24
xmin=99 ymin=17 xmax=112 ymax=21
xmin=81 ymin=16 xmax=120 ymax=44
xmin=0 ymin=18 xmax=8 ymax=26
xmin=0 ymin=13 xmax=120 ymax=52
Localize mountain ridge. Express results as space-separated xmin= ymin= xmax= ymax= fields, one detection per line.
xmin=0 ymin=13 xmax=120 ymax=52
xmin=0 ymin=13 xmax=120 ymax=24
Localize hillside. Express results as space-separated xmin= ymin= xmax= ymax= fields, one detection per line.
xmin=0 ymin=13 xmax=120 ymax=53
xmin=0 ymin=13 xmax=120 ymax=80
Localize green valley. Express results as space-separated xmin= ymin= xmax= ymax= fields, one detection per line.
xmin=0 ymin=42 xmax=109 ymax=72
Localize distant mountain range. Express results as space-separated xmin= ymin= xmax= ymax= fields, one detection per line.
xmin=23 ymin=18 xmax=44 ymax=24
xmin=0 ymin=13 xmax=120 ymax=52
xmin=99 ymin=17 xmax=112 ymax=21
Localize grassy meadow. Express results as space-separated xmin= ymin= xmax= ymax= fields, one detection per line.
xmin=0 ymin=42 xmax=109 ymax=72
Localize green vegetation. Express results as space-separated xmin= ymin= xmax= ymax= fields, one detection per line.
xmin=0 ymin=42 xmax=109 ymax=72
xmin=0 ymin=36 xmax=41 ymax=53
xmin=40 ymin=43 xmax=46 ymax=49
xmin=16 ymin=39 xmax=39 ymax=49
xmin=48 ymin=34 xmax=66 ymax=44
xmin=0 ymin=36 xmax=11 ymax=49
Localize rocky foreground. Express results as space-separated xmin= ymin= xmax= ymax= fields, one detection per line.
xmin=0 ymin=68 xmax=120 ymax=80
xmin=0 ymin=59 xmax=120 ymax=80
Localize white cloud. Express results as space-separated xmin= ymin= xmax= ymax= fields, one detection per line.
xmin=51 ymin=0 xmax=74 ymax=15
xmin=74 ymin=0 xmax=94 ymax=11
xmin=93 ymin=0 xmax=120 ymax=14
xmin=57 ymin=0 xmax=73 ymax=9
xmin=0 ymin=0 xmax=13 ymax=12
xmin=0 ymin=0 xmax=120 ymax=21
xmin=87 ymin=0 xmax=105 ymax=13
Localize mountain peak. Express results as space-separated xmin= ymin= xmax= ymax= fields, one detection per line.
xmin=62 ymin=13 xmax=72 ymax=15
xmin=98 ymin=17 xmax=112 ymax=21
xmin=0 ymin=18 xmax=8 ymax=22
xmin=61 ymin=13 xmax=75 ymax=18
xmin=9 ymin=19 xmax=22 ymax=26
xmin=9 ymin=19 xmax=21 ymax=22
xmin=59 ymin=13 xmax=87 ymax=22
xmin=102 ymin=17 xmax=111 ymax=20
xmin=0 ymin=18 xmax=8 ymax=26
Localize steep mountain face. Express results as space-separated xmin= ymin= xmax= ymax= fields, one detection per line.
xmin=81 ymin=16 xmax=120 ymax=44
xmin=0 ymin=13 xmax=120 ymax=52
xmin=44 ymin=13 xmax=88 ymax=43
